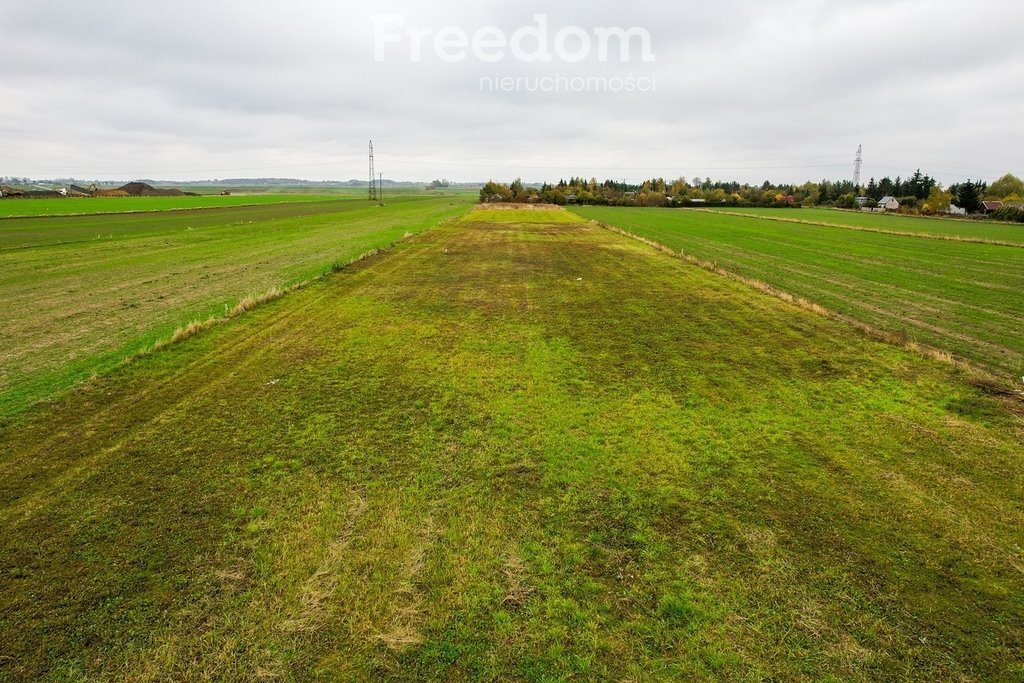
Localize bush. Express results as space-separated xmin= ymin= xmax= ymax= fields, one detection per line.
xmin=897 ymin=196 xmax=919 ymax=211
xmin=835 ymin=193 xmax=856 ymax=209
xmin=990 ymin=206 xmax=1024 ymax=223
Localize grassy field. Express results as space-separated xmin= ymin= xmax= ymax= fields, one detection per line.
xmin=707 ymin=206 xmax=1024 ymax=245
xmin=0 ymin=194 xmax=349 ymax=218
xmin=572 ymin=206 xmax=1024 ymax=379
xmin=1 ymin=207 xmax=1021 ymax=680
xmin=0 ymin=195 xmax=472 ymax=418
xmin=0 ymin=190 xmax=477 ymax=218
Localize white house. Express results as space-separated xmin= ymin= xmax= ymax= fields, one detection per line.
xmin=947 ymin=204 xmax=967 ymax=215
xmin=878 ymin=196 xmax=900 ymax=211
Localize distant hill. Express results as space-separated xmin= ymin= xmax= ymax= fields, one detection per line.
xmin=94 ymin=182 xmax=196 ymax=197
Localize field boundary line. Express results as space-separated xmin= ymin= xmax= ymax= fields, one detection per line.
xmin=691 ymin=208 xmax=1024 ymax=248
xmin=588 ymin=218 xmax=1022 ymax=394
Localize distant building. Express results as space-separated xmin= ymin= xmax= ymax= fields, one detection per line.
xmin=878 ymin=196 xmax=900 ymax=211
xmin=565 ymin=193 xmax=578 ymax=204
xmin=947 ymin=204 xmax=967 ymax=215
xmin=854 ymin=196 xmax=872 ymax=208
xmin=980 ymin=201 xmax=1004 ymax=214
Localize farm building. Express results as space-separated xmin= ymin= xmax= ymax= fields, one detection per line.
xmin=980 ymin=201 xmax=1003 ymax=214
xmin=878 ymin=196 xmax=900 ymax=211
xmin=947 ymin=204 xmax=967 ymax=215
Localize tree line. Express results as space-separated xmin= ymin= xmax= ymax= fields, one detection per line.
xmin=480 ymin=172 xmax=1024 ymax=221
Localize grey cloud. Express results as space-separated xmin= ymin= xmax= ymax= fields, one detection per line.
xmin=1 ymin=0 xmax=1021 ymax=183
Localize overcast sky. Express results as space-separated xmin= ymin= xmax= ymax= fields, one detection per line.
xmin=2 ymin=0 xmax=1022 ymax=185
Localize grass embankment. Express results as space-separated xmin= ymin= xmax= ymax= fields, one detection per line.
xmin=572 ymin=206 xmax=1024 ymax=379
xmin=0 ymin=195 xmax=472 ymax=418
xmin=1 ymin=207 xmax=1021 ymax=680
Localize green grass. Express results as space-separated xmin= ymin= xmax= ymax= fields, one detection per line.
xmin=706 ymin=206 xmax=1024 ymax=245
xmin=0 ymin=190 xmax=479 ymax=218
xmin=0 ymin=195 xmax=473 ymax=418
xmin=572 ymin=206 xmax=1024 ymax=379
xmin=0 ymin=194 xmax=349 ymax=218
xmin=1 ymin=207 xmax=1021 ymax=680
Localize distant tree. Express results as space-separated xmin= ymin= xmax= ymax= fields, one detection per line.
xmin=986 ymin=173 xmax=1024 ymax=200
xmin=902 ymin=169 xmax=935 ymax=199
xmin=866 ymin=178 xmax=880 ymax=200
xmin=921 ymin=186 xmax=952 ymax=215
xmin=954 ymin=180 xmax=982 ymax=213
xmin=480 ymin=180 xmax=512 ymax=203
xmin=877 ymin=177 xmax=894 ymax=198
xmin=509 ymin=178 xmax=525 ymax=200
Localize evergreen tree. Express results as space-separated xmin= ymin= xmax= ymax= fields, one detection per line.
xmin=955 ymin=181 xmax=982 ymax=213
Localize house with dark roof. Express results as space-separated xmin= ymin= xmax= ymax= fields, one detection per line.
xmin=980 ymin=201 xmax=1003 ymax=214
